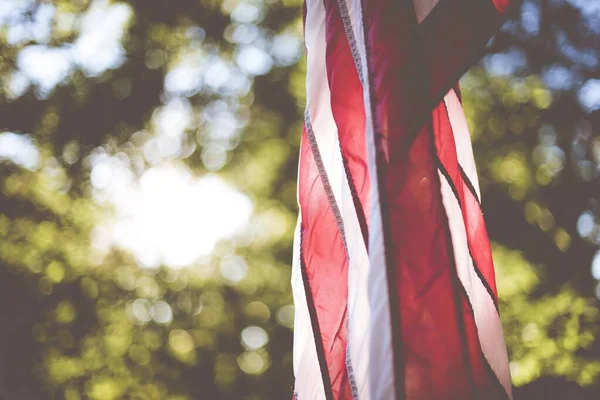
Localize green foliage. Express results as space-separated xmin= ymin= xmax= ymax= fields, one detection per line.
xmin=0 ymin=0 xmax=598 ymax=399
xmin=495 ymin=244 xmax=600 ymax=386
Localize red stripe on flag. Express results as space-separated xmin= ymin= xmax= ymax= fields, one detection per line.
xmin=432 ymin=98 xmax=499 ymax=302
xmin=298 ymin=127 xmax=353 ymax=400
xmin=324 ymin=0 xmax=370 ymax=247
xmin=492 ymin=0 xmax=511 ymax=13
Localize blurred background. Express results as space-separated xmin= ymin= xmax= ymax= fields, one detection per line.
xmin=0 ymin=0 xmax=598 ymax=399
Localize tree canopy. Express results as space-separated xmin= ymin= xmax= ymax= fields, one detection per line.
xmin=0 ymin=0 xmax=599 ymax=399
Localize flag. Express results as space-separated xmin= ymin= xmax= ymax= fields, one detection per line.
xmin=292 ymin=0 xmax=519 ymax=399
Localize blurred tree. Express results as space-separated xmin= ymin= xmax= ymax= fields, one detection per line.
xmin=0 ymin=0 xmax=598 ymax=399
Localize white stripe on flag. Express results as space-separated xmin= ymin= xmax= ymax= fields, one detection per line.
xmin=412 ymin=0 xmax=441 ymax=23
xmin=350 ymin=0 xmax=396 ymax=398
xmin=338 ymin=0 xmax=363 ymax=83
xmin=291 ymin=213 xmax=326 ymax=399
xmin=444 ymin=89 xmax=482 ymax=200
xmin=305 ymin=3 xmax=344 ymax=215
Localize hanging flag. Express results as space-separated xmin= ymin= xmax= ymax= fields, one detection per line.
xmin=292 ymin=0 xmax=520 ymax=399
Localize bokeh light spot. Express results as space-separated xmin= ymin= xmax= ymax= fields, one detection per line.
xmin=241 ymin=326 xmax=268 ymax=350
xmin=151 ymin=300 xmax=173 ymax=325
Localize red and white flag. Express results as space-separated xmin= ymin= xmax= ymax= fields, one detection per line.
xmin=292 ymin=0 xmax=518 ymax=399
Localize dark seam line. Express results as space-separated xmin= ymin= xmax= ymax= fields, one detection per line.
xmin=459 ymin=164 xmax=481 ymax=205
xmin=468 ymin=249 xmax=500 ymax=313
xmin=305 ymin=111 xmax=349 ymax=255
xmin=455 ymin=277 xmax=474 ymax=313
xmin=341 ymin=153 xmax=370 ymax=251
xmin=468 ymin=246 xmax=500 ymax=314
xmin=442 ymin=87 xmax=481 ymax=207
xmin=344 ymin=312 xmax=360 ymax=400
xmin=360 ymin=0 xmax=405 ymax=397
xmin=454 ymin=84 xmax=462 ymax=103
xmin=436 ymin=158 xmax=500 ymax=314
xmin=336 ymin=0 xmax=364 ymax=84
xmin=300 ymin=226 xmax=335 ymax=400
